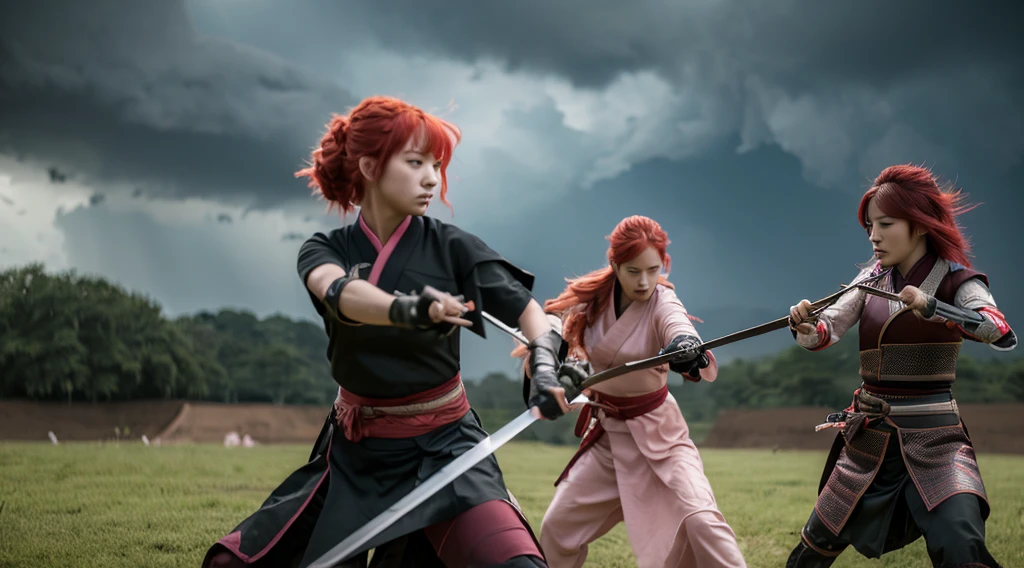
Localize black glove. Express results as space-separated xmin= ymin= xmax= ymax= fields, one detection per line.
xmin=659 ymin=334 xmax=709 ymax=382
xmin=557 ymin=358 xmax=591 ymax=394
xmin=389 ymin=288 xmax=462 ymax=337
xmin=520 ymin=349 xmax=586 ymax=408
xmin=527 ymin=329 xmax=568 ymax=419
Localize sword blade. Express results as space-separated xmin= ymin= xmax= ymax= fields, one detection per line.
xmin=306 ymin=409 xmax=539 ymax=568
xmin=480 ymin=311 xmax=529 ymax=345
xmin=307 ymin=310 xmax=588 ymax=567
xmin=577 ymin=267 xmax=893 ymax=392
xmin=851 ymin=283 xmax=903 ymax=303
xmin=578 ymin=315 xmax=791 ymax=390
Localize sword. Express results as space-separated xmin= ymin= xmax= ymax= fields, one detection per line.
xmin=573 ymin=267 xmax=893 ymax=394
xmin=305 ymin=311 xmax=585 ymax=568
xmin=310 ymin=269 xmax=888 ymax=566
xmin=844 ymin=282 xmax=902 ymax=303
xmin=848 ymin=281 xmax=991 ymax=330
xmin=480 ymin=310 xmax=529 ymax=345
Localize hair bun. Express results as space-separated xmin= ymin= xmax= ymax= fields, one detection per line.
xmin=310 ymin=114 xmax=352 ymax=201
xmin=321 ymin=114 xmax=350 ymax=156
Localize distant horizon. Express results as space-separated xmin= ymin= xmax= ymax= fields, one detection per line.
xmin=3 ymin=1 xmax=1021 ymax=378
xmin=6 ymin=258 xmax=1012 ymax=386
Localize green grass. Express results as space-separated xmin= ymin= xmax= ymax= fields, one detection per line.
xmin=1 ymin=441 xmax=1021 ymax=567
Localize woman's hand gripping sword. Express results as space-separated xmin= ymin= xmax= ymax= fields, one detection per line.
xmin=308 ymin=268 xmax=891 ymax=567
xmin=305 ymin=311 xmax=586 ymax=568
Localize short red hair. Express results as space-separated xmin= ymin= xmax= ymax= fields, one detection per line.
xmin=857 ymin=164 xmax=978 ymax=267
xmin=296 ymin=96 xmax=461 ymax=214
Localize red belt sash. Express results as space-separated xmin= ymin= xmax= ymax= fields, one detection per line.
xmin=334 ymin=374 xmax=470 ymax=443
xmin=554 ymin=385 xmax=669 ymax=486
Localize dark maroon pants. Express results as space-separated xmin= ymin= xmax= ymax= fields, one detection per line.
xmin=206 ymin=499 xmax=544 ymax=568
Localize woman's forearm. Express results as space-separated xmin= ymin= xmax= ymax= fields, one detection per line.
xmin=518 ymin=299 xmax=553 ymax=343
xmin=306 ymin=263 xmax=395 ymax=326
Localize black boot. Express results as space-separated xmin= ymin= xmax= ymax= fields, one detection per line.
xmin=786 ymin=540 xmax=841 ymax=568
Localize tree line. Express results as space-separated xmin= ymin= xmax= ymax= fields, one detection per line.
xmin=3 ymin=264 xmax=1021 ymax=443
xmin=0 ymin=264 xmax=335 ymax=404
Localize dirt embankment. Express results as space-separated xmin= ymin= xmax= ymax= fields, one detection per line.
xmin=156 ymin=402 xmax=331 ymax=444
xmin=0 ymin=400 xmax=332 ymax=444
xmin=703 ymin=404 xmax=1024 ymax=455
xmin=4 ymin=400 xmax=1022 ymax=453
xmin=0 ymin=400 xmax=186 ymax=442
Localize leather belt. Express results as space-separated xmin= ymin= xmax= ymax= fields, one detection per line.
xmin=885 ymin=399 xmax=958 ymax=416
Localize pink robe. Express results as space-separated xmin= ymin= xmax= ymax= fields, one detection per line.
xmin=540 ymin=285 xmax=747 ymax=568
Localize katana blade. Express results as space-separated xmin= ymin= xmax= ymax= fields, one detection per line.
xmin=480 ymin=310 xmax=529 ymax=345
xmin=306 ymin=311 xmax=582 ymax=567
xmin=575 ymin=267 xmax=892 ymax=393
xmin=577 ymin=315 xmax=791 ymax=390
xmin=851 ymin=282 xmax=903 ymax=303
xmin=305 ymin=408 xmax=539 ymax=567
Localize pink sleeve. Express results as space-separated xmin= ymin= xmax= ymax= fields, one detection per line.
xmin=654 ymin=287 xmax=719 ymax=382
xmin=654 ymin=288 xmax=698 ymax=343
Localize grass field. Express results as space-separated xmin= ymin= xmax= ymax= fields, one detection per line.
xmin=1 ymin=441 xmax=1021 ymax=567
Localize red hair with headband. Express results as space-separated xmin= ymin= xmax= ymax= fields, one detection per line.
xmin=857 ymin=164 xmax=978 ymax=267
xmin=296 ymin=96 xmax=462 ymax=214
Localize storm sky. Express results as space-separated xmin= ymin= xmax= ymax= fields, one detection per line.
xmin=2 ymin=1 xmax=1022 ymax=377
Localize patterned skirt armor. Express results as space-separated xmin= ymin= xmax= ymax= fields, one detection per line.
xmin=815 ymin=427 xmax=890 ymax=535
xmin=814 ymin=390 xmax=988 ymax=536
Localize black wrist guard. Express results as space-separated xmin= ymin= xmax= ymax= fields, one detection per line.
xmin=322 ymin=263 xmax=371 ymax=324
xmin=528 ymin=329 xmax=568 ymax=419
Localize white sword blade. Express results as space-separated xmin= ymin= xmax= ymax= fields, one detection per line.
xmin=308 ymin=311 xmax=588 ymax=567
xmin=306 ymin=408 xmax=538 ymax=568
xmin=480 ymin=311 xmax=529 ymax=345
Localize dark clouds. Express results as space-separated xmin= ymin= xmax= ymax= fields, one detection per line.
xmin=187 ymin=0 xmax=1024 ymax=192
xmin=47 ymin=167 xmax=68 ymax=183
xmin=452 ymin=140 xmax=1023 ymax=371
xmin=2 ymin=0 xmax=1023 ymax=378
xmin=4 ymin=0 xmax=1023 ymax=211
xmin=333 ymin=1 xmax=1023 ymax=91
xmin=0 ymin=1 xmax=357 ymax=207
xmin=51 ymin=200 xmax=321 ymax=320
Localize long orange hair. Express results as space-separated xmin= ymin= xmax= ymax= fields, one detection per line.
xmin=516 ymin=215 xmax=677 ymax=360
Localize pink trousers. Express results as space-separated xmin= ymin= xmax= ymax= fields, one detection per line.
xmin=539 ymin=396 xmax=747 ymax=568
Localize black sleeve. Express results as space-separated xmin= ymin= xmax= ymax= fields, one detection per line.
xmin=447 ymin=225 xmax=535 ymax=339
xmin=473 ymin=261 xmax=534 ymax=328
xmin=296 ymin=231 xmax=349 ymax=317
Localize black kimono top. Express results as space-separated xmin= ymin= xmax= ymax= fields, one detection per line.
xmin=297 ymin=214 xmax=535 ymax=398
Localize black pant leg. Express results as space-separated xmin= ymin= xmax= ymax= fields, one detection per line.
xmin=904 ymin=489 xmax=1001 ymax=568
xmin=786 ymin=509 xmax=849 ymax=568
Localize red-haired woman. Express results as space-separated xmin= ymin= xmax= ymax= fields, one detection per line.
xmin=520 ymin=215 xmax=748 ymax=567
xmin=786 ymin=165 xmax=1016 ymax=568
xmin=203 ymin=96 xmax=572 ymax=568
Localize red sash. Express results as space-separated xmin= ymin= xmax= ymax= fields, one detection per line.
xmin=554 ymin=385 xmax=669 ymax=486
xmin=334 ymin=374 xmax=470 ymax=443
